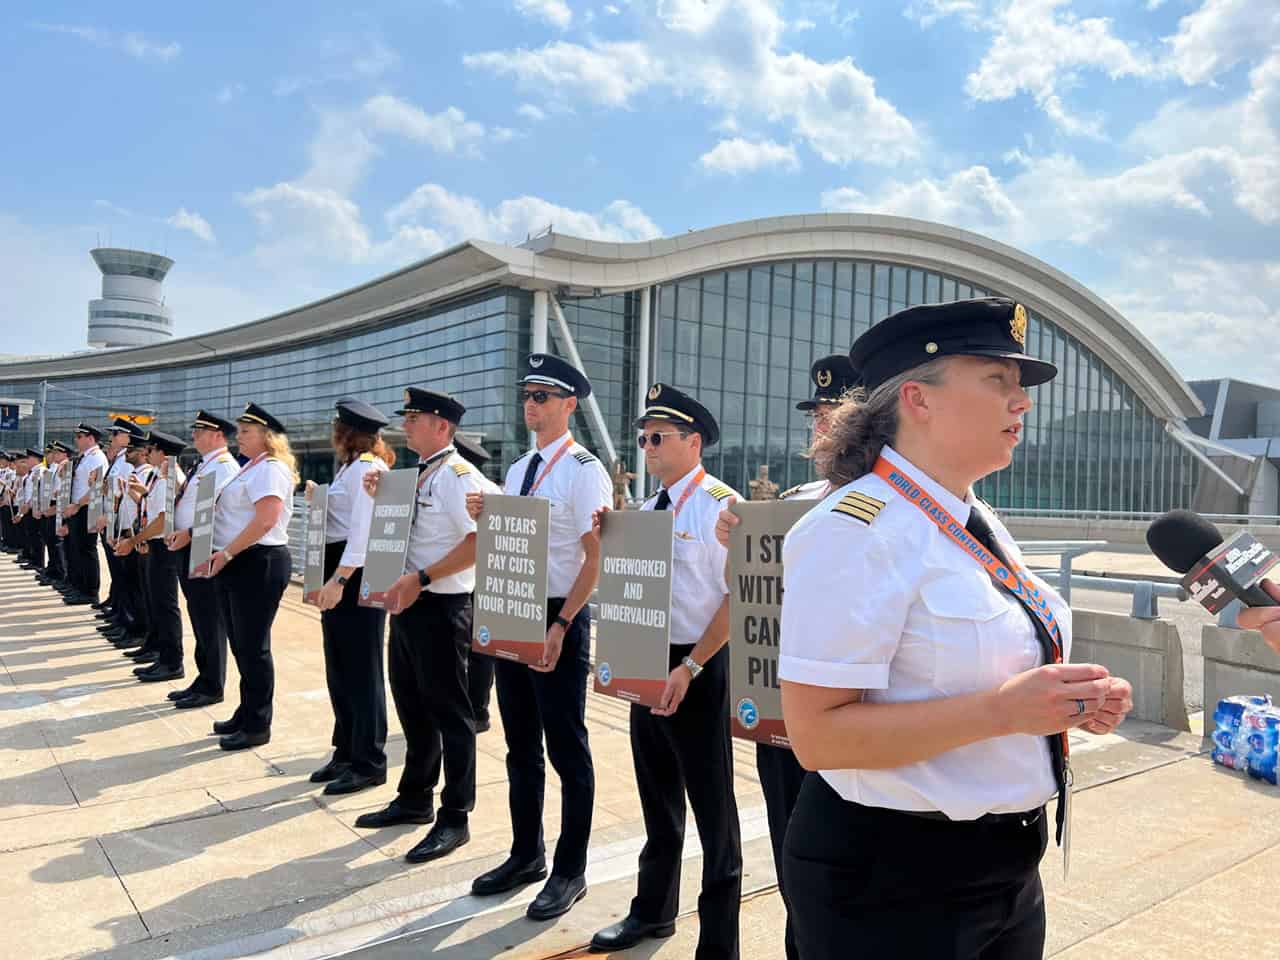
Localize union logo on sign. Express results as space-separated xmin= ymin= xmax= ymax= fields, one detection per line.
xmin=360 ymin=582 xmax=370 ymax=600
xmin=736 ymin=698 xmax=759 ymax=730
xmin=477 ymin=626 xmax=491 ymax=646
xmin=597 ymin=662 xmax=612 ymax=686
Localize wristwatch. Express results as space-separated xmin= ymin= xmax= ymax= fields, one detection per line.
xmin=681 ymin=656 xmax=703 ymax=679
xmin=554 ymin=614 xmax=571 ymax=630
xmin=417 ymin=569 xmax=432 ymax=589
xmin=335 ymin=574 xmax=349 ymax=586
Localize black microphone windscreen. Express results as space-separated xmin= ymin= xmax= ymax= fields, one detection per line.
xmin=1146 ymin=510 xmax=1224 ymax=574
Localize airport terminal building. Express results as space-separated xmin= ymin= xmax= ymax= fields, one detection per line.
xmin=0 ymin=214 xmax=1214 ymax=510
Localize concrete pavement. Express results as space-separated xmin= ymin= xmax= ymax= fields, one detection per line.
xmin=2 ymin=547 xmax=1277 ymax=960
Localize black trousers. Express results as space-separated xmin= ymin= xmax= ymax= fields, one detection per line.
xmin=468 ymin=650 xmax=495 ymax=725
xmin=215 ymin=544 xmax=290 ymax=734
xmin=23 ymin=515 xmax=45 ymax=569
xmin=756 ymin=743 xmax=806 ymax=960
xmin=320 ymin=541 xmax=388 ymax=778
xmin=105 ymin=532 xmax=135 ymax=623
xmin=41 ymin=516 xmax=65 ymax=580
xmin=145 ymin=541 xmax=183 ymax=668
xmin=493 ymin=599 xmax=594 ymax=878
xmin=177 ymin=545 xmax=228 ymax=697
xmin=388 ymin=589 xmax=474 ymax=821
xmin=68 ymin=511 xmax=99 ymax=601
xmin=784 ymin=775 xmax=1049 ymax=960
xmin=121 ymin=549 xmax=150 ymax=640
xmin=629 ymin=644 xmax=742 ymax=960
xmin=0 ymin=506 xmax=12 ymax=547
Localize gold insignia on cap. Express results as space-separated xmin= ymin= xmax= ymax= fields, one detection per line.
xmin=1012 ymin=304 xmax=1028 ymax=348
xmin=925 ymin=342 xmax=939 ymax=354
xmin=647 ymin=384 xmax=661 ymax=401
xmin=404 ymin=390 xmax=412 ymax=405
xmin=816 ymin=369 xmax=833 ymax=388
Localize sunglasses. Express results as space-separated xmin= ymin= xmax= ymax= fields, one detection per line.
xmin=520 ymin=389 xmax=569 ymax=405
xmin=637 ymin=430 xmax=690 ymax=449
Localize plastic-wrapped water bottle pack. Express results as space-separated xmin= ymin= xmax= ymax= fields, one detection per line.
xmin=1211 ymin=695 xmax=1279 ymax=786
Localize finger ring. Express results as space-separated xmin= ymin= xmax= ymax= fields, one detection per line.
xmin=1074 ymin=699 xmax=1086 ymax=717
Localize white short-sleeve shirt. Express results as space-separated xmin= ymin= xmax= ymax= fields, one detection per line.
xmin=72 ymin=446 xmax=108 ymax=502
xmin=143 ymin=463 xmax=184 ymax=540
xmin=640 ymin=465 xmax=739 ymax=646
xmin=779 ymin=444 xmax=1072 ymax=821
xmin=213 ymin=456 xmax=295 ymax=550
xmin=405 ymin=448 xmax=486 ymax=594
xmin=173 ymin=448 xmax=240 ymax=532
xmin=326 ymin=453 xmax=388 ymax=568
xmin=502 ymin=432 xmax=613 ymax=598
xmin=117 ymin=462 xmax=153 ymax=532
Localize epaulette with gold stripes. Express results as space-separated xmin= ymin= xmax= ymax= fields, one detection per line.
xmin=701 ymin=478 xmax=734 ymax=502
xmin=831 ymin=490 xmax=885 ymax=525
xmin=450 ymin=461 xmax=472 ymax=477
xmin=571 ymin=450 xmax=596 ymax=465
xmin=778 ymin=483 xmax=803 ymax=501
xmin=358 ymin=453 xmax=375 ymax=463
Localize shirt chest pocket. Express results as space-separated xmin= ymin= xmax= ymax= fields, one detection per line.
xmin=917 ymin=574 xmax=1031 ymax=694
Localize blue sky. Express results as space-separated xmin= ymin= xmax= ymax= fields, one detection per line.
xmin=2 ymin=0 xmax=1278 ymax=385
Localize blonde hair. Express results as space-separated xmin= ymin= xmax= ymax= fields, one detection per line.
xmin=263 ymin=429 xmax=300 ymax=484
xmin=811 ymin=358 xmax=950 ymax=487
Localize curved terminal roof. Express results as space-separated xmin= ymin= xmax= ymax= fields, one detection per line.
xmin=5 ymin=216 xmax=1200 ymax=420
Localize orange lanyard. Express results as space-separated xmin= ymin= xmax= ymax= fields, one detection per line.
xmin=871 ymin=457 xmax=1064 ymax=660
xmin=527 ymin=435 xmax=574 ymax=496
xmin=669 ymin=467 xmax=706 ymax=521
xmin=216 ymin=453 xmax=267 ymax=505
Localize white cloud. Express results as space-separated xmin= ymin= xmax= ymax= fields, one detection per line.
xmin=464 ymin=0 xmax=919 ymax=164
xmin=463 ymin=42 xmax=660 ymax=109
xmin=274 ymin=35 xmax=400 ymax=97
xmin=517 ymin=103 xmax=547 ymax=122
xmin=698 ymin=138 xmax=800 ymax=175
xmin=822 ymin=165 xmax=1022 ymax=232
xmin=385 ymin=184 xmax=663 ymax=247
xmin=215 ymin=82 xmax=246 ymax=104
xmin=904 ymin=0 xmax=981 ymax=29
xmin=962 ymin=0 xmax=1155 ymax=135
xmin=363 ymin=95 xmax=486 ymax=153
xmin=240 ymin=183 xmax=372 ymax=267
xmin=33 ymin=23 xmax=180 ymax=62
xmin=1164 ymin=0 xmax=1280 ymax=86
xmin=166 ymin=208 xmax=216 ymax=244
xmin=514 ymin=0 xmax=573 ymax=29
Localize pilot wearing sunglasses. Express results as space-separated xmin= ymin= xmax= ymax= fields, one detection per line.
xmin=591 ymin=382 xmax=744 ymax=958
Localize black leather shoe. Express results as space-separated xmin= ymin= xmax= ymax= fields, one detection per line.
xmin=167 ymin=686 xmax=195 ymax=701
xmin=63 ymin=595 xmax=94 ymax=606
xmin=212 ymin=717 xmax=241 ymax=735
xmin=323 ymin=770 xmax=386 ymax=795
xmin=405 ymin=822 xmax=470 ymax=864
xmin=590 ymin=915 xmax=677 ymax=951
xmin=353 ymin=801 xmax=434 ymax=829
xmin=137 ymin=664 xmax=184 ymax=683
xmin=219 ymin=730 xmax=269 ymax=751
xmin=309 ymin=759 xmax=350 ymax=783
xmin=471 ymin=855 xmax=548 ymax=896
xmin=527 ymin=874 xmax=587 ymax=921
xmin=174 ymin=693 xmax=222 ymax=709
xmin=127 ymin=651 xmax=158 ymax=664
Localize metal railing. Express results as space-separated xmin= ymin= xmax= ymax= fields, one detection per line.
xmin=1034 ymin=570 xmax=1187 ymax=620
xmin=1018 ymin=540 xmax=1106 ymax=605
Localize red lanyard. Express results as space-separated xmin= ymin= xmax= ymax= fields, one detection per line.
xmin=417 ymin=448 xmax=452 ymax=493
xmin=669 ymin=467 xmax=706 ymax=520
xmin=527 ymin=435 xmax=574 ymax=496
xmin=216 ymin=453 xmax=267 ymax=505
xmin=871 ymin=457 xmax=1064 ymax=660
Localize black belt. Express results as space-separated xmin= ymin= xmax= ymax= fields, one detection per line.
xmin=895 ymin=807 xmax=1043 ymax=827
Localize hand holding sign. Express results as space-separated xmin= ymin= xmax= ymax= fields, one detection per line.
xmin=465 ymin=491 xmax=484 ymax=521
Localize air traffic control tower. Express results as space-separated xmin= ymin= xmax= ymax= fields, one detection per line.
xmin=87 ymin=248 xmax=175 ymax=348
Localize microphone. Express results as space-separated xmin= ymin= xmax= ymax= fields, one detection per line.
xmin=1146 ymin=510 xmax=1279 ymax=614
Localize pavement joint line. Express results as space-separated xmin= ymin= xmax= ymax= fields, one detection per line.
xmin=1047 ymin=832 xmax=1280 ymax=956
xmin=97 ymin=836 xmax=153 ymax=938
xmin=1075 ymin=746 xmax=1207 ymax=794
xmin=157 ymin=804 xmax=774 ymax=960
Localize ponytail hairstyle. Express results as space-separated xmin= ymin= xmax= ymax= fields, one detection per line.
xmin=332 ymin=421 xmax=396 ymax=469
xmin=811 ymin=358 xmax=950 ymax=486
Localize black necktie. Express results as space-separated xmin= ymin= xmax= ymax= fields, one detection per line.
xmin=964 ymin=506 xmax=1070 ymax=843
xmin=653 ymin=489 xmax=672 ymax=511
xmin=519 ymin=453 xmax=543 ymax=496
xmin=417 ymin=461 xmax=431 ymax=475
